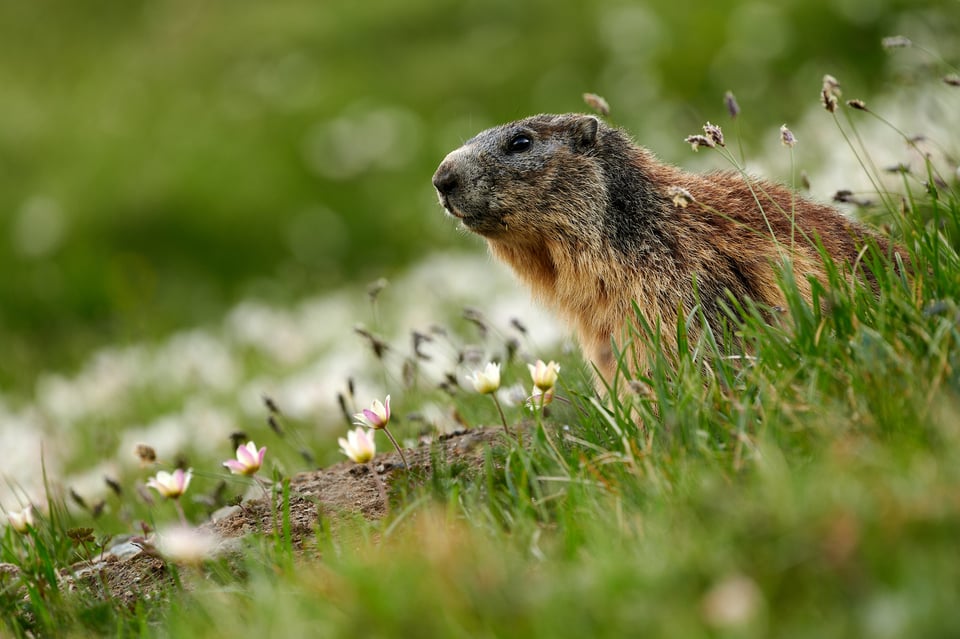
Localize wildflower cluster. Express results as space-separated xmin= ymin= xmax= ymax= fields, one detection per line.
xmin=333 ymin=357 xmax=562 ymax=458
xmin=470 ymin=358 xmax=562 ymax=436
xmin=345 ymin=394 xmax=408 ymax=468
xmin=134 ymin=439 xmax=271 ymax=560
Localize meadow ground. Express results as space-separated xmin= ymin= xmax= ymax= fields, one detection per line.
xmin=2 ymin=50 xmax=960 ymax=639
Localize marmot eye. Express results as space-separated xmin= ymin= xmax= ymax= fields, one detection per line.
xmin=507 ymin=134 xmax=532 ymax=153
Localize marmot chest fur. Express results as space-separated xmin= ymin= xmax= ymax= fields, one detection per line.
xmin=432 ymin=113 xmax=892 ymax=384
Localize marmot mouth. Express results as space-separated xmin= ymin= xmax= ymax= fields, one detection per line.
xmin=445 ymin=205 xmax=466 ymax=220
xmin=445 ymin=206 xmax=487 ymax=232
xmin=438 ymin=195 xmax=465 ymax=219
xmin=440 ymin=198 xmax=500 ymax=236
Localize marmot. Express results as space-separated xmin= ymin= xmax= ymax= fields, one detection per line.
xmin=432 ymin=113 xmax=895 ymax=385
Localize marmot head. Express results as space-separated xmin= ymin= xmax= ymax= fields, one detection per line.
xmin=432 ymin=114 xmax=611 ymax=245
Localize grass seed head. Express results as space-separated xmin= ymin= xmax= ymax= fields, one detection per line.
xmin=780 ymin=124 xmax=797 ymax=147
xmin=135 ymin=444 xmax=157 ymax=465
xmin=667 ymin=186 xmax=695 ymax=208
xmin=724 ymin=91 xmax=740 ymax=118
xmin=703 ymin=122 xmax=725 ymax=146
xmin=685 ymin=134 xmax=715 ymax=151
xmin=582 ymin=92 xmax=610 ymax=117
xmin=821 ymin=74 xmax=841 ymax=112
xmin=104 ymin=476 xmax=123 ymax=497
xmin=262 ymin=395 xmax=281 ymax=415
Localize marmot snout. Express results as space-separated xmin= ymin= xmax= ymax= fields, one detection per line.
xmin=433 ymin=113 xmax=894 ymax=385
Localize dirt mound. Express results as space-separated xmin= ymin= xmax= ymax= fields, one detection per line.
xmin=61 ymin=426 xmax=509 ymax=606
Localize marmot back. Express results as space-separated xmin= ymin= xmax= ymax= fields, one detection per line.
xmin=432 ymin=113 xmax=894 ymax=384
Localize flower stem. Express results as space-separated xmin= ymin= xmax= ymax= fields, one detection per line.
xmin=381 ymin=426 xmax=409 ymax=468
xmin=254 ymin=476 xmax=277 ymax=535
xmin=490 ymin=393 xmax=512 ymax=437
xmin=535 ymin=401 xmax=568 ymax=473
xmin=173 ymin=499 xmax=188 ymax=527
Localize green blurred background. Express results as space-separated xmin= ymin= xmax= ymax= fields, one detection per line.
xmin=1 ymin=0 xmax=956 ymax=395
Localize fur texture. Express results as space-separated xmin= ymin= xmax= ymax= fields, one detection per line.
xmin=433 ymin=114 xmax=893 ymax=384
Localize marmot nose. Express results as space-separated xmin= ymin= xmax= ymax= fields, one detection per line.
xmin=432 ymin=165 xmax=459 ymax=196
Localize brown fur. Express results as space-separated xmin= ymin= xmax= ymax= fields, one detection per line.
xmin=432 ymin=114 xmax=895 ymax=384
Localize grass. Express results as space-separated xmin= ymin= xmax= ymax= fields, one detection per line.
xmin=2 ymin=54 xmax=960 ymax=639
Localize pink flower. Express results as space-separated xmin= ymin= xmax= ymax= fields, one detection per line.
xmin=147 ymin=468 xmax=192 ymax=499
xmin=223 ymin=441 xmax=267 ymax=476
xmin=354 ymin=395 xmax=391 ymax=430
xmin=338 ymin=427 xmax=376 ymax=464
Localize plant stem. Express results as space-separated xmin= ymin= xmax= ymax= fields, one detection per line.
xmin=382 ymin=426 xmax=409 ymax=468
xmin=254 ymin=476 xmax=277 ymax=535
xmin=173 ymin=499 xmax=188 ymax=527
xmin=490 ymin=393 xmax=512 ymax=437
xmin=534 ymin=388 xmax=569 ymax=472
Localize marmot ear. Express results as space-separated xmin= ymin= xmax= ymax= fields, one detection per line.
xmin=573 ymin=115 xmax=600 ymax=151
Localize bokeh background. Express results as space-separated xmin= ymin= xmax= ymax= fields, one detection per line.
xmin=1 ymin=0 xmax=957 ymax=397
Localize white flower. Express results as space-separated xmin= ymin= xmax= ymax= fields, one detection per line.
xmin=467 ymin=362 xmax=501 ymax=394
xmin=156 ymin=525 xmax=218 ymax=565
xmin=7 ymin=505 xmax=34 ymax=534
xmin=528 ymin=360 xmax=561 ymax=392
xmin=338 ymin=427 xmax=377 ymax=464
xmin=147 ymin=468 xmax=192 ymax=499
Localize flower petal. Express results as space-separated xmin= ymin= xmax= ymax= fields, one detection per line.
xmin=236 ymin=444 xmax=255 ymax=466
xmin=223 ymin=460 xmax=246 ymax=474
